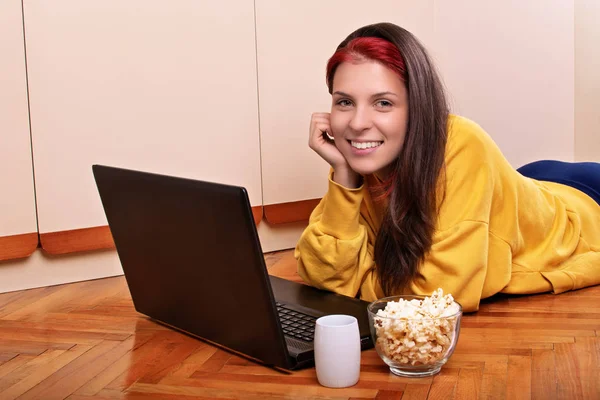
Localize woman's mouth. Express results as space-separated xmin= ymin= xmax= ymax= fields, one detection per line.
xmin=349 ymin=140 xmax=383 ymax=154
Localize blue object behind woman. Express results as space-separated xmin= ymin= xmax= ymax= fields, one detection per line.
xmin=517 ymin=160 xmax=600 ymax=205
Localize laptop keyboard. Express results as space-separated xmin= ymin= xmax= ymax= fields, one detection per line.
xmin=275 ymin=302 xmax=317 ymax=342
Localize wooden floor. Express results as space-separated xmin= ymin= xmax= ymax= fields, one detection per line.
xmin=0 ymin=250 xmax=598 ymax=400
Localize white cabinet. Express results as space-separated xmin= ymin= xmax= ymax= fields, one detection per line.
xmin=433 ymin=0 xmax=575 ymax=167
xmin=575 ymin=0 xmax=600 ymax=161
xmin=0 ymin=0 xmax=38 ymax=261
xmin=23 ymin=0 xmax=262 ymax=251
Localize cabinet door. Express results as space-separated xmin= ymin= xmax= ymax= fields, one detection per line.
xmin=434 ymin=0 xmax=575 ymax=167
xmin=0 ymin=0 xmax=38 ymax=261
xmin=255 ymin=0 xmax=434 ymax=223
xmin=23 ymin=0 xmax=262 ymax=254
xmin=575 ymin=0 xmax=600 ymax=161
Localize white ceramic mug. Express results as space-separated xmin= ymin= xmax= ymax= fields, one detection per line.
xmin=314 ymin=314 xmax=361 ymax=388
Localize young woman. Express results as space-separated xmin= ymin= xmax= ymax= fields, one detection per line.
xmin=295 ymin=22 xmax=600 ymax=312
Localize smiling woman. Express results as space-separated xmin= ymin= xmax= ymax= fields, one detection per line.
xmin=295 ymin=22 xmax=600 ymax=312
xmin=329 ymin=61 xmax=408 ymax=178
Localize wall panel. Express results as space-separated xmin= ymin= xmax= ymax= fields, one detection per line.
xmin=0 ymin=0 xmax=38 ymax=261
xmin=23 ymin=0 xmax=262 ymax=251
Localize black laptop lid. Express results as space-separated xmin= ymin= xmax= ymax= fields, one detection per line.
xmin=92 ymin=165 xmax=292 ymax=368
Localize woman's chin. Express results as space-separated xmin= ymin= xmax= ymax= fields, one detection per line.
xmin=347 ymin=164 xmax=379 ymax=177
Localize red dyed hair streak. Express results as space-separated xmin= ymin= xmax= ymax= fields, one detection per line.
xmin=326 ymin=37 xmax=407 ymax=94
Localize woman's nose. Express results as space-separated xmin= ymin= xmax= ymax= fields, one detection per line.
xmin=348 ymin=106 xmax=372 ymax=132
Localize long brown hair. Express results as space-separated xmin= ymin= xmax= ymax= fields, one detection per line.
xmin=326 ymin=22 xmax=449 ymax=295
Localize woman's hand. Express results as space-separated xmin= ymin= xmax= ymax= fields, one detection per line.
xmin=308 ymin=112 xmax=361 ymax=188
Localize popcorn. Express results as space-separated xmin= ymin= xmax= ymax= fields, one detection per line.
xmin=373 ymin=289 xmax=460 ymax=366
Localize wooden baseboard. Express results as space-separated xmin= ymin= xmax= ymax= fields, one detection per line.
xmin=251 ymin=206 xmax=262 ymax=225
xmin=0 ymin=232 xmax=39 ymax=262
xmin=40 ymin=206 xmax=263 ymax=256
xmin=40 ymin=226 xmax=115 ymax=255
xmin=264 ymin=199 xmax=320 ymax=224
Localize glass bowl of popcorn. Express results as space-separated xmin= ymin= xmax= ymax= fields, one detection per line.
xmin=367 ymin=289 xmax=462 ymax=377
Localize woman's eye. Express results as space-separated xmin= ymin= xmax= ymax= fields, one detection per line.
xmin=376 ymin=100 xmax=392 ymax=107
xmin=337 ymin=99 xmax=352 ymax=107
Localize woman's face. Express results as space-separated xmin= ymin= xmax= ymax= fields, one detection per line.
xmin=330 ymin=60 xmax=408 ymax=178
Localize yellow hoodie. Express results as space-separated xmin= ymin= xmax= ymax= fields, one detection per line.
xmin=295 ymin=115 xmax=600 ymax=312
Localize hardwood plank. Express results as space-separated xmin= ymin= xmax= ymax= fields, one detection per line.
xmin=191 ymin=369 xmax=408 ymax=392
xmin=460 ymin=327 xmax=596 ymax=339
xmin=458 ymin=332 xmax=576 ymax=344
xmin=531 ymin=349 xmax=557 ymax=400
xmin=506 ymin=355 xmax=532 ymax=400
xmin=356 ymin=370 xmax=430 ymax=387
xmin=263 ymin=250 xmax=286 ymax=267
xmin=71 ymin=305 xmax=143 ymax=319
xmin=0 ymin=345 xmax=92 ymax=399
xmin=573 ymin=337 xmax=600 ymax=378
xmin=453 ymin=368 xmax=483 ymax=400
xmin=137 ymin=337 xmax=204 ymax=384
xmin=0 ymin=355 xmax=35 ymax=379
xmin=0 ymin=325 xmax=129 ymax=345
xmin=104 ymin=330 xmax=201 ymax=390
xmin=93 ymin=390 xmax=234 ymax=400
xmin=20 ymin=311 xmax=164 ymax=334
xmin=447 ymin=354 xmax=508 ymax=364
xmin=427 ymin=369 xmax=458 ymax=400
xmin=461 ymin=320 xmax=600 ymax=331
xmin=162 ymin=345 xmax=219 ymax=379
xmin=0 ymin=285 xmax=63 ymax=319
xmin=73 ymin=331 xmax=155 ymax=396
xmin=486 ymin=300 xmax=600 ymax=314
xmin=555 ymin=337 xmax=600 ymax=399
xmin=190 ymin=370 xmax=318 ymax=386
xmin=556 ymin=342 xmax=584 ymax=399
xmin=355 ymin=379 xmax=407 ymax=392
xmin=151 ymin=377 xmax=379 ymax=398
xmin=581 ymin=376 xmax=600 ymax=400
xmin=453 ymin=342 xmax=532 ymax=356
xmin=443 ymin=360 xmax=485 ymax=370
xmin=266 ymin=250 xmax=305 ymax=284
xmin=532 ymin=369 xmax=557 ymax=400
xmin=129 ymin=381 xmax=350 ymax=400
xmin=374 ymin=389 xmax=404 ymax=399
xmin=478 ymin=358 xmax=507 ymax=400
xmin=0 ymin=318 xmax=135 ymax=336
xmin=16 ymin=340 xmax=122 ymax=400
xmin=400 ymin=383 xmax=431 ymax=400
xmin=465 ymin=314 xmax=600 ymax=326
xmin=2 ymin=278 xmax=124 ymax=321
xmin=219 ymin=363 xmax=315 ymax=377
xmin=0 ymin=349 xmax=66 ymax=392
xmin=224 ymin=354 xmax=252 ymax=367
xmin=0 ymin=339 xmax=74 ymax=355
xmin=455 ymin=340 xmax=553 ymax=351
xmin=194 ymin=349 xmax=233 ymax=373
xmin=71 ymin=389 xmax=128 ymax=400
xmin=0 ymin=353 xmax=18 ymax=362
xmin=0 ymin=291 xmax=29 ymax=310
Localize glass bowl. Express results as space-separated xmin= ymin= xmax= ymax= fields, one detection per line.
xmin=367 ymin=295 xmax=462 ymax=377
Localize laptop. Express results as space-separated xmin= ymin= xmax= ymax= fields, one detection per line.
xmin=92 ymin=164 xmax=373 ymax=370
